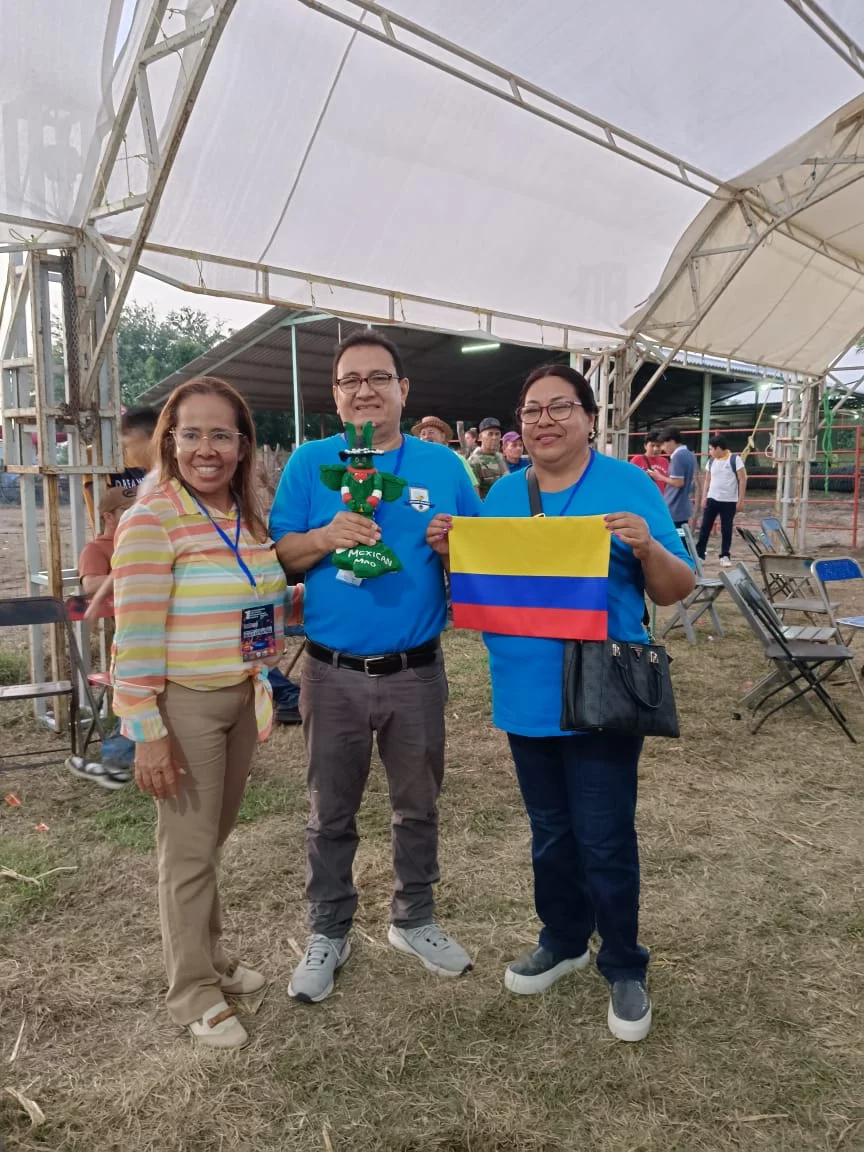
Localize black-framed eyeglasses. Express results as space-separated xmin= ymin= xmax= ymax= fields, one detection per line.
xmin=335 ymin=371 xmax=399 ymax=394
xmin=171 ymin=428 xmax=245 ymax=452
xmin=516 ymin=400 xmax=583 ymax=424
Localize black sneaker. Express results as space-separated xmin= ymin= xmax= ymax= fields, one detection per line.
xmin=65 ymin=755 xmax=126 ymax=791
xmin=504 ymin=945 xmax=590 ymax=995
xmin=275 ymin=706 xmax=301 ymax=726
xmin=608 ymin=979 xmax=652 ymax=1041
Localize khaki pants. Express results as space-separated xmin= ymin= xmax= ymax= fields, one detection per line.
xmin=300 ymin=649 xmax=448 ymax=938
xmin=156 ymin=679 xmax=258 ymax=1025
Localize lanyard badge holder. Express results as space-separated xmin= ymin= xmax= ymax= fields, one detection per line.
xmin=191 ymin=494 xmax=277 ymax=661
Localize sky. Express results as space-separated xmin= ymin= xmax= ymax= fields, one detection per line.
xmin=127 ymin=271 xmax=266 ymax=334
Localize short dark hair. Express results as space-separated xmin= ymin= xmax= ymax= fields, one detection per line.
xmin=659 ymin=426 xmax=684 ymax=444
xmin=517 ymin=363 xmax=598 ymax=416
xmin=332 ymin=330 xmax=405 ymax=383
xmin=709 ymin=434 xmax=728 ymax=450
xmin=120 ymin=407 xmax=158 ymax=437
xmin=644 ymin=430 xmax=662 ymax=445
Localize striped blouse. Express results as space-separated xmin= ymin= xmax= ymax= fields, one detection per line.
xmin=112 ymin=478 xmax=289 ymax=743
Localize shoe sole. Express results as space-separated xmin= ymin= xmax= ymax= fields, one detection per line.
xmin=65 ymin=756 xmax=126 ymax=790
xmin=387 ymin=926 xmax=473 ymax=977
xmin=221 ymin=979 xmax=267 ymax=997
xmin=607 ymin=999 xmax=653 ymax=1042
xmin=504 ymin=950 xmax=590 ymax=995
xmin=288 ymin=939 xmax=351 ymax=1003
xmin=188 ymin=1028 xmax=251 ymax=1050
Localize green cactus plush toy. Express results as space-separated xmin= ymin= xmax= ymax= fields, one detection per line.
xmin=319 ymin=421 xmax=408 ymax=579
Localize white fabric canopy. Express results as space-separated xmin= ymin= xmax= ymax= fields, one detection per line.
xmin=2 ymin=0 xmax=864 ymax=375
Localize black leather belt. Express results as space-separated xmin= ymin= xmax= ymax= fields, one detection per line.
xmin=305 ymin=638 xmax=439 ymax=677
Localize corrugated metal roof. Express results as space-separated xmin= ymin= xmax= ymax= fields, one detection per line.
xmin=141 ymin=307 xmax=764 ymax=429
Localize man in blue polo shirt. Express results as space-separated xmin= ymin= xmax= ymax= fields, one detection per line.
xmin=270 ymin=330 xmax=482 ymax=1003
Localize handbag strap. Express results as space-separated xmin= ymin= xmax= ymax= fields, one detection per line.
xmin=526 ymin=466 xmax=544 ymax=517
xmin=615 ymin=645 xmax=664 ymax=710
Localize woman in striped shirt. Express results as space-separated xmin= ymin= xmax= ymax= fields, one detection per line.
xmin=112 ymin=377 xmax=287 ymax=1050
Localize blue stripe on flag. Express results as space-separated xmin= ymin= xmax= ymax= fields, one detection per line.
xmin=449 ymin=572 xmax=608 ymax=611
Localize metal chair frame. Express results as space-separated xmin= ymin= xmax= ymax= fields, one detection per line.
xmin=720 ymin=565 xmax=857 ymax=741
xmin=660 ymin=525 xmax=724 ymax=643
xmin=0 ymin=596 xmax=103 ymax=770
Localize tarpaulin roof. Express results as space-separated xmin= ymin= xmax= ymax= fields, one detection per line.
xmin=3 ymin=0 xmax=864 ymax=379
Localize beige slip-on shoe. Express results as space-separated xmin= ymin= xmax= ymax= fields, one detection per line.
xmin=220 ymin=963 xmax=266 ymax=996
xmin=187 ymin=1000 xmax=249 ymax=1050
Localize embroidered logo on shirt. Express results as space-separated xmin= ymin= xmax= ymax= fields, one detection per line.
xmin=406 ymin=486 xmax=432 ymax=512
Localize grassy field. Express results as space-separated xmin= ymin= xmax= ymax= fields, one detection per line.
xmin=1 ymin=609 xmax=863 ymax=1152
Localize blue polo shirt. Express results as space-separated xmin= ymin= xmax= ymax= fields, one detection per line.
xmin=665 ymin=444 xmax=696 ymax=522
xmin=480 ymin=453 xmax=692 ymax=738
xmin=270 ymin=434 xmax=482 ymax=654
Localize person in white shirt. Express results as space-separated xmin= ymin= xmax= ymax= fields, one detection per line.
xmin=695 ymin=435 xmax=747 ymax=567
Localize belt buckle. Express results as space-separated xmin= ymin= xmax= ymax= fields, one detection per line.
xmin=363 ymin=656 xmax=386 ymax=677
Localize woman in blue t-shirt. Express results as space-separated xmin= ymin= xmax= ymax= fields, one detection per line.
xmin=427 ymin=364 xmax=693 ymax=1042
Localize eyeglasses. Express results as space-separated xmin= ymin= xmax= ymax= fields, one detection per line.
xmin=335 ymin=371 xmax=399 ymax=393
xmin=516 ymin=400 xmax=583 ymax=424
xmin=171 ymin=429 xmax=245 ymax=452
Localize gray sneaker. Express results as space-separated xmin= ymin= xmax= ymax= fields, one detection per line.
xmin=504 ymin=945 xmax=590 ymax=995
xmin=387 ymin=923 xmax=473 ymax=977
xmin=288 ymin=934 xmax=351 ymax=1003
xmin=607 ymin=979 xmax=652 ymax=1042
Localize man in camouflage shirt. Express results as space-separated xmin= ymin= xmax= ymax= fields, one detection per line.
xmin=468 ymin=417 xmax=508 ymax=498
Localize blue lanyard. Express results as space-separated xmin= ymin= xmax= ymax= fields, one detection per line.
xmin=190 ymin=494 xmax=257 ymax=589
xmin=540 ymin=450 xmax=596 ymax=516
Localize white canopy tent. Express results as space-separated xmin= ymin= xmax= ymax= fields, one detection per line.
xmin=2 ymin=0 xmax=864 ymax=568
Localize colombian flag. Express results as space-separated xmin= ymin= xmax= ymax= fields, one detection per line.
xmin=449 ymin=516 xmax=610 ymax=640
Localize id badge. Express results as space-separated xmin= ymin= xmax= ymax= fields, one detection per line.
xmin=240 ymin=604 xmax=277 ymax=661
xmin=336 ymin=569 xmax=364 ymax=587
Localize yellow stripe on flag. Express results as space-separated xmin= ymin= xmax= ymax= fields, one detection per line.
xmin=449 ymin=516 xmax=610 ymax=578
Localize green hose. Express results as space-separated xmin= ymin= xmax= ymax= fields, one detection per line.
xmin=821 ymin=393 xmax=837 ymax=496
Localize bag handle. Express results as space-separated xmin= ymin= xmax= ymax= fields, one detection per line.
xmin=614 ymin=645 xmax=665 ymax=710
xmin=526 ymin=467 xmax=544 ymax=517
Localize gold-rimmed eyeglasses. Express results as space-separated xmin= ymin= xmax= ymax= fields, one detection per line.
xmin=171 ymin=429 xmax=245 ymax=452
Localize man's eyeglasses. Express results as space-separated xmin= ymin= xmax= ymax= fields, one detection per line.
xmin=335 ymin=371 xmax=399 ymax=394
xmin=171 ymin=429 xmax=245 ymax=452
xmin=516 ymin=400 xmax=583 ymax=424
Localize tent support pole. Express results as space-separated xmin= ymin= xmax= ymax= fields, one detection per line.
xmin=291 ymin=324 xmax=303 ymax=449
xmin=700 ymin=373 xmax=713 ymax=459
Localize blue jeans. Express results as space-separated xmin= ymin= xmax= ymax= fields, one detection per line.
xmin=507 ymin=730 xmax=648 ymax=984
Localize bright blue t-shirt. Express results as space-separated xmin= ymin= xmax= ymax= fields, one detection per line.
xmin=270 ymin=434 xmax=482 ymax=654
xmin=480 ymin=452 xmax=692 ymax=738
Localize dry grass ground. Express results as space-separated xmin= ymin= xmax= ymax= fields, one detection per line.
xmin=1 ymin=602 xmax=863 ymax=1151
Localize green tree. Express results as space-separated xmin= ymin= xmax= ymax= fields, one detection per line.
xmin=117 ymin=303 xmax=227 ymax=405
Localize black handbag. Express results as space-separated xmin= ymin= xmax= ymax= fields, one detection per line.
xmin=560 ymin=637 xmax=680 ymax=738
xmin=525 ymin=467 xmax=680 ymax=739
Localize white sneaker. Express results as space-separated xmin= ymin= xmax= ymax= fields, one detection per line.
xmin=719 ymin=556 xmax=732 ymax=568
xmin=187 ymin=1000 xmax=249 ymax=1049
xmin=388 ymin=923 xmax=473 ymax=977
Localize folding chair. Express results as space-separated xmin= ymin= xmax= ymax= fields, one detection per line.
xmin=660 ymin=525 xmax=724 ymax=643
xmin=811 ymin=558 xmax=864 ymax=653
xmin=65 ymin=594 xmax=115 ymax=757
xmin=758 ymin=554 xmax=839 ymax=624
xmin=720 ymin=565 xmax=857 ymax=741
xmin=736 ymin=526 xmax=769 ymax=563
xmin=761 ymin=516 xmax=794 ymax=554
xmin=0 ymin=596 xmax=103 ymax=769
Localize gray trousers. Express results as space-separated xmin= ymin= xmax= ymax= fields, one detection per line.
xmin=299 ymin=648 xmax=448 ymax=938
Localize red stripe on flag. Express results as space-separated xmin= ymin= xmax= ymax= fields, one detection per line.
xmin=452 ymin=602 xmax=608 ymax=640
